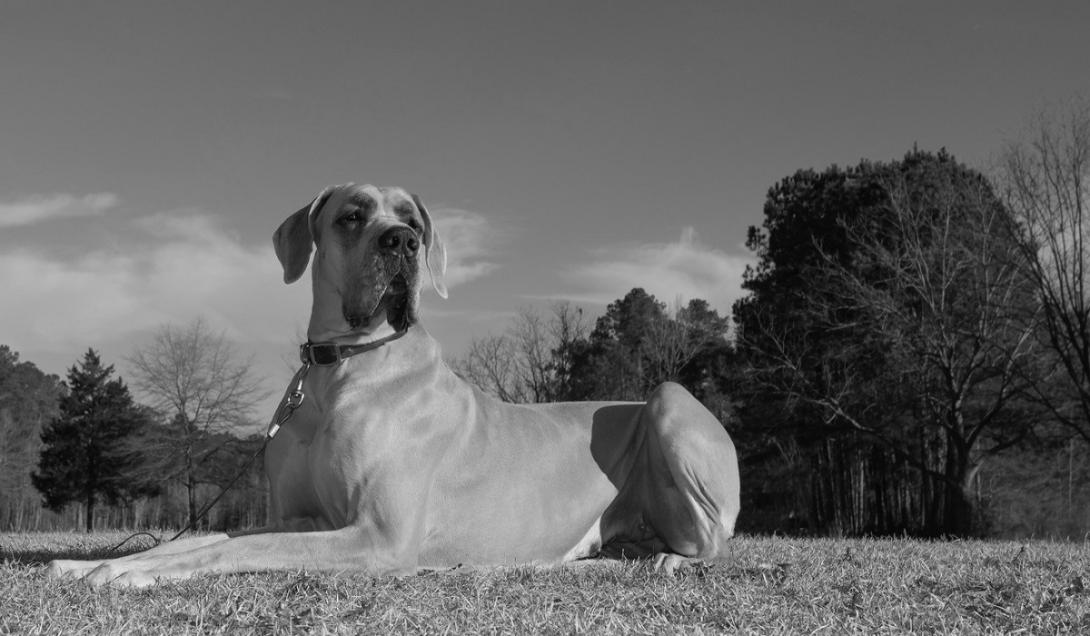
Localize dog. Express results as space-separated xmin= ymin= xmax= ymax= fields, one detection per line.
xmin=46 ymin=183 xmax=740 ymax=587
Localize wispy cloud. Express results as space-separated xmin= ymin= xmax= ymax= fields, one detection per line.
xmin=0 ymin=210 xmax=304 ymax=356
xmin=553 ymin=227 xmax=754 ymax=315
xmin=0 ymin=192 xmax=119 ymax=228
xmin=431 ymin=207 xmax=502 ymax=289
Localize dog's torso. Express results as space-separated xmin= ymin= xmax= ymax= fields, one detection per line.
xmin=267 ymin=326 xmax=657 ymax=568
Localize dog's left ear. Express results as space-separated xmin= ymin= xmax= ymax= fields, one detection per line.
xmin=412 ymin=194 xmax=448 ymax=299
xmin=273 ymin=186 xmax=335 ymax=284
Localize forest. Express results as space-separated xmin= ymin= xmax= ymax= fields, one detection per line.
xmin=2 ymin=105 xmax=1089 ymax=539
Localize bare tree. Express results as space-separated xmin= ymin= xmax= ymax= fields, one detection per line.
xmin=127 ymin=317 xmax=266 ymax=529
xmin=997 ymin=98 xmax=1090 ymax=441
xmin=509 ymin=309 xmax=557 ymax=402
xmin=456 ymin=334 xmax=523 ymax=403
xmin=645 ymin=301 xmax=708 ymax=386
xmin=453 ymin=303 xmax=588 ymax=403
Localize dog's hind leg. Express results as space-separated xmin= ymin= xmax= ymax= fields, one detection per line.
xmin=638 ymin=382 xmax=740 ymax=568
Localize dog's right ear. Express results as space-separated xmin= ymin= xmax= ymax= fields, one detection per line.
xmin=411 ymin=194 xmax=448 ymax=299
xmin=273 ymin=186 xmax=335 ymax=284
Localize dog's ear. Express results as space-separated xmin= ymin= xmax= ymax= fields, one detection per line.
xmin=412 ymin=194 xmax=448 ymax=299
xmin=273 ymin=186 xmax=335 ymax=284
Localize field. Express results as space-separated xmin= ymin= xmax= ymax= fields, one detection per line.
xmin=2 ymin=532 xmax=1089 ymax=634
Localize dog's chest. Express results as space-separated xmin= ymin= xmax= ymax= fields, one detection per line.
xmin=300 ymin=384 xmax=411 ymax=520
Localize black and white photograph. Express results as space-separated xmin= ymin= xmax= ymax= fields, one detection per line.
xmin=2 ymin=1 xmax=1089 ymax=632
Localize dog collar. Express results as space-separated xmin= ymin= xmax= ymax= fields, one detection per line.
xmin=300 ymin=329 xmax=408 ymax=366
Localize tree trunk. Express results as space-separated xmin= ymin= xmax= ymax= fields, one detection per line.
xmin=942 ymin=459 xmax=981 ymax=537
xmin=85 ymin=492 xmax=94 ymax=533
xmin=942 ymin=482 xmax=971 ymax=536
xmin=184 ymin=436 xmax=198 ymax=530
xmin=187 ymin=471 xmax=198 ymax=530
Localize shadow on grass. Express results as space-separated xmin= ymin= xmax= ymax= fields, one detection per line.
xmin=0 ymin=533 xmax=161 ymax=566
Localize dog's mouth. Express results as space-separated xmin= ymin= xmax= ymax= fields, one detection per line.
xmin=379 ymin=273 xmax=412 ymax=331
xmin=344 ymin=274 xmax=413 ymax=331
xmin=342 ymin=260 xmax=418 ymax=334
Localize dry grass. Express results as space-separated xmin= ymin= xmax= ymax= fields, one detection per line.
xmin=3 ymin=532 xmax=1089 ymax=634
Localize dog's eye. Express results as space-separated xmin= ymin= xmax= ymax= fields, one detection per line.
xmin=339 ymin=212 xmax=362 ymax=227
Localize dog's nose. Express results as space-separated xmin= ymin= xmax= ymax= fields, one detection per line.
xmin=378 ymin=227 xmax=420 ymax=257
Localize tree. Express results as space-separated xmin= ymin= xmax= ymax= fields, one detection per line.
xmin=731 ymin=159 xmax=915 ymax=535
xmin=126 ymin=317 xmax=266 ymax=529
xmin=31 ymin=349 xmax=156 ymax=532
xmin=997 ymin=98 xmax=1090 ymax=442
xmin=568 ymin=289 xmax=670 ymax=401
xmin=568 ymin=289 xmax=730 ymax=402
xmin=0 ymin=346 xmax=62 ymax=530
xmin=736 ymin=150 xmax=1043 ymax=536
xmin=453 ymin=302 xmax=589 ymax=403
xmin=675 ymin=299 xmax=736 ymax=422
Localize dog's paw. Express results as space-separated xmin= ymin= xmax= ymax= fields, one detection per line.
xmin=44 ymin=559 xmax=103 ymax=580
xmin=82 ymin=561 xmax=171 ymax=588
xmin=651 ymin=552 xmax=703 ymax=576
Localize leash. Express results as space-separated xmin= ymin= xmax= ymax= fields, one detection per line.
xmin=107 ymin=330 xmax=410 ymax=553
xmin=108 ymin=365 xmax=311 ymax=553
xmin=168 ymin=362 xmax=313 ymax=541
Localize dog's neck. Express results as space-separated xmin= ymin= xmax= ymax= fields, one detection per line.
xmin=307 ymin=303 xmax=401 ymax=346
xmin=304 ymin=275 xmax=395 ymax=344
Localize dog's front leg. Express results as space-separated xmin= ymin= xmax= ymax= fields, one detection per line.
xmin=46 ymin=520 xmax=325 ymax=581
xmin=82 ymin=526 xmax=415 ymax=587
xmin=46 ymin=533 xmax=233 ymax=581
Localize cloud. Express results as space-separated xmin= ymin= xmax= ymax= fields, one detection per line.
xmin=0 ymin=192 xmax=119 ymax=228
xmin=0 ymin=211 xmax=307 ymax=356
xmin=431 ymin=207 xmax=502 ymax=288
xmin=555 ymin=227 xmax=754 ymax=315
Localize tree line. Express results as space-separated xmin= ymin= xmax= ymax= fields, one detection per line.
xmin=1 ymin=101 xmax=1087 ymax=537
xmin=0 ymin=319 xmax=268 ymax=533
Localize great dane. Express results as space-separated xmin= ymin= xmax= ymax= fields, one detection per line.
xmin=47 ymin=183 xmax=740 ymax=587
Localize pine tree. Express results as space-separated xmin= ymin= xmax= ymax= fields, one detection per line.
xmin=31 ymin=349 xmax=156 ymax=532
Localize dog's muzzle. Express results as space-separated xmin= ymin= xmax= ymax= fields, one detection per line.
xmin=342 ymin=226 xmax=424 ymax=331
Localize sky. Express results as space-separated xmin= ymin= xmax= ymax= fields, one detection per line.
xmin=2 ymin=1 xmax=1089 ymax=424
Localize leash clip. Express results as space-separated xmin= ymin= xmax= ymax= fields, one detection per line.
xmin=267 ymin=363 xmax=311 ymax=439
xmin=288 ymin=362 xmax=310 ymax=408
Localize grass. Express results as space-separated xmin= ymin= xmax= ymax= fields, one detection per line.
xmin=2 ymin=532 xmax=1090 ymax=634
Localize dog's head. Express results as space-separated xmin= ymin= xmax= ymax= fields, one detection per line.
xmin=274 ymin=184 xmax=447 ymax=337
